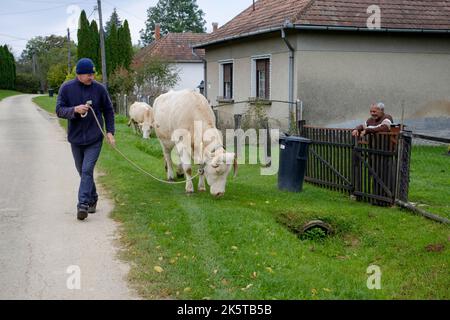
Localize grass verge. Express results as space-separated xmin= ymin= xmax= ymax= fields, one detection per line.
xmin=0 ymin=90 xmax=21 ymax=101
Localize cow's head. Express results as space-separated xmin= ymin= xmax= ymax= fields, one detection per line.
xmin=140 ymin=109 xmax=154 ymax=139
xmin=140 ymin=122 xmax=152 ymax=139
xmin=203 ymin=150 xmax=237 ymax=198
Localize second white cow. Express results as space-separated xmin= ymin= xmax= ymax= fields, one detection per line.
xmin=128 ymin=102 xmax=154 ymax=139
xmin=153 ymin=90 xmax=237 ymax=197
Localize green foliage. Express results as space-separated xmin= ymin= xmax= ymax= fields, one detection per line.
xmin=77 ymin=10 xmax=91 ymax=62
xmin=47 ymin=63 xmax=68 ymax=91
xmin=15 ymin=73 xmax=39 ymax=93
xmin=117 ymin=21 xmax=133 ymax=70
xmin=105 ymin=22 xmax=119 ymax=76
xmin=133 ymin=56 xmax=179 ymax=99
xmin=242 ymin=101 xmax=269 ymax=132
xmin=0 ymin=45 xmax=16 ymax=90
xmin=140 ymin=0 xmax=206 ymax=45
xmin=105 ymin=8 xmax=122 ymax=37
xmin=300 ymin=227 xmax=328 ymax=242
xmin=90 ymin=20 xmax=101 ymax=73
xmin=18 ymin=35 xmax=76 ymax=91
xmin=108 ymin=67 xmax=135 ymax=96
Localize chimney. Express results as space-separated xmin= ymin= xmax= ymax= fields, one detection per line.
xmin=155 ymin=23 xmax=161 ymax=41
xmin=212 ymin=22 xmax=219 ymax=33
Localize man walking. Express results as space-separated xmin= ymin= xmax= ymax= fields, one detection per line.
xmin=56 ymin=58 xmax=115 ymax=221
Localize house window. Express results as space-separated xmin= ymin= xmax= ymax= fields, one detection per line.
xmin=255 ymin=58 xmax=270 ymax=100
xmin=222 ymin=63 xmax=233 ymax=100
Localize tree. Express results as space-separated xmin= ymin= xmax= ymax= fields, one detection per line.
xmin=140 ymin=0 xmax=206 ymax=46
xmin=105 ymin=8 xmax=122 ymax=37
xmin=0 ymin=45 xmax=16 ymax=90
xmin=20 ymin=35 xmax=77 ymax=92
xmin=90 ymin=20 xmax=101 ymax=73
xmin=117 ymin=20 xmax=133 ymax=70
xmin=77 ymin=10 xmax=91 ymax=61
xmin=105 ymin=22 xmax=119 ymax=77
xmin=133 ymin=56 xmax=179 ymax=99
xmin=47 ymin=63 xmax=68 ymax=91
xmin=108 ymin=67 xmax=135 ymax=96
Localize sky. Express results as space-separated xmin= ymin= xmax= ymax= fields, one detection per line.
xmin=0 ymin=0 xmax=251 ymax=58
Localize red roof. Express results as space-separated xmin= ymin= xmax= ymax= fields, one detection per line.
xmin=133 ymin=32 xmax=208 ymax=65
xmin=197 ymin=0 xmax=450 ymax=46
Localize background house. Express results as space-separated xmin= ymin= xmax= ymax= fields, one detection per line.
xmin=194 ymin=0 xmax=450 ymax=133
xmin=134 ymin=24 xmax=209 ymax=93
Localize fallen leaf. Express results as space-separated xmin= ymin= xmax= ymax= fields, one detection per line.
xmin=221 ymin=279 xmax=229 ymax=286
xmin=311 ymin=288 xmax=318 ymax=296
xmin=323 ymin=288 xmax=332 ymax=293
xmin=169 ymin=259 xmax=176 ymax=264
xmin=241 ymin=284 xmax=253 ymax=291
xmin=154 ymin=266 xmax=164 ymax=273
xmin=213 ymin=269 xmax=218 ymax=275
xmin=184 ymin=287 xmax=192 ymax=292
xmin=158 ymin=257 xmax=163 ymax=261
xmin=425 ymin=244 xmax=445 ymax=252
xmin=251 ymin=272 xmax=257 ymax=279
xmin=265 ymin=267 xmax=274 ymax=273
xmin=231 ymin=246 xmax=238 ymax=251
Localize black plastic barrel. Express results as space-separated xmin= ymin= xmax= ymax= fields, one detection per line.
xmin=278 ymin=136 xmax=312 ymax=192
xmin=48 ymin=88 xmax=54 ymax=97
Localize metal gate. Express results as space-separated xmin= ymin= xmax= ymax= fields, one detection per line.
xmin=301 ymin=126 xmax=412 ymax=206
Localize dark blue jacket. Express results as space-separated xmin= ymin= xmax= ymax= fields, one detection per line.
xmin=56 ymin=78 xmax=115 ymax=145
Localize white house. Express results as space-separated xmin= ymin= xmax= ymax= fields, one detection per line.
xmin=133 ymin=25 xmax=209 ymax=93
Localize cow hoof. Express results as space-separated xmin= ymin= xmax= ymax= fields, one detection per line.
xmin=186 ymin=191 xmax=194 ymax=196
xmin=168 ymin=178 xmax=175 ymax=182
xmin=198 ymin=188 xmax=206 ymax=193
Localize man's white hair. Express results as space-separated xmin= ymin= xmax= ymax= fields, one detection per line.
xmin=374 ymin=102 xmax=385 ymax=112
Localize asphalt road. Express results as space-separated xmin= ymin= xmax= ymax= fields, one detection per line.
xmin=0 ymin=95 xmax=137 ymax=300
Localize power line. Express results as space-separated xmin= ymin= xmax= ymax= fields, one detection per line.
xmin=0 ymin=3 xmax=69 ymax=16
xmin=102 ymin=0 xmax=146 ymax=22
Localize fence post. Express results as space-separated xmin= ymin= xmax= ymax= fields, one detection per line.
xmin=234 ymin=114 xmax=242 ymax=156
xmin=396 ymin=130 xmax=412 ymax=202
xmin=124 ymin=94 xmax=128 ymax=117
xmin=264 ymin=117 xmax=271 ymax=166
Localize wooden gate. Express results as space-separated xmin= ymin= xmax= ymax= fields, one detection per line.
xmin=301 ymin=126 xmax=411 ymax=206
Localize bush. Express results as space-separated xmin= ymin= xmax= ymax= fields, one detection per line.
xmin=15 ymin=73 xmax=40 ymax=93
xmin=47 ymin=63 xmax=68 ymax=92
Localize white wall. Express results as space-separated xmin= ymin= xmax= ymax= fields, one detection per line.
xmin=172 ymin=62 xmax=204 ymax=91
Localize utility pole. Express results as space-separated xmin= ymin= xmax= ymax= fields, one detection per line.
xmin=67 ymin=28 xmax=72 ymax=74
xmin=97 ymin=0 xmax=108 ymax=87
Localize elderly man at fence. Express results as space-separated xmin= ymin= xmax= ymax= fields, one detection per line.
xmin=352 ymin=103 xmax=394 ymax=137
xmin=56 ymin=58 xmax=115 ymax=221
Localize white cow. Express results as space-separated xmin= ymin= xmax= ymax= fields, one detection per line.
xmin=128 ymin=102 xmax=154 ymax=139
xmin=153 ymin=90 xmax=237 ymax=197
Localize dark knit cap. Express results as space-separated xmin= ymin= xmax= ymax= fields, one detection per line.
xmin=76 ymin=58 xmax=95 ymax=75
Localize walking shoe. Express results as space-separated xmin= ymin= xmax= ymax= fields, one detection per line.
xmin=77 ymin=205 xmax=89 ymax=220
xmin=88 ymin=200 xmax=97 ymax=214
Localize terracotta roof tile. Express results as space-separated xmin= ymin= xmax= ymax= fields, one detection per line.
xmin=133 ymin=32 xmax=208 ymax=66
xmin=198 ymin=0 xmax=450 ymax=46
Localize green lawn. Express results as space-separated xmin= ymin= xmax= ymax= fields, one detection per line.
xmin=34 ymin=96 xmax=449 ymax=300
xmin=0 ymin=90 xmax=21 ymax=101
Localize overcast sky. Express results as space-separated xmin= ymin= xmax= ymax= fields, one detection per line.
xmin=0 ymin=0 xmax=251 ymax=58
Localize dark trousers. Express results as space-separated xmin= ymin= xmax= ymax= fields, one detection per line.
xmin=70 ymin=139 xmax=103 ymax=208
